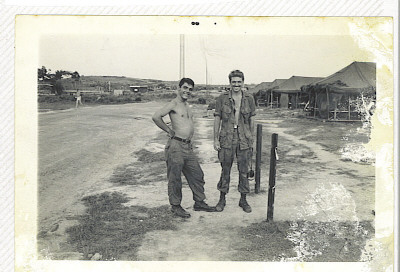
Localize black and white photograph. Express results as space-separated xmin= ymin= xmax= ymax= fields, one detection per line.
xmin=14 ymin=15 xmax=394 ymax=272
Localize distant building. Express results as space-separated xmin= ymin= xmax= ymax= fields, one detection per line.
xmin=129 ymin=86 xmax=148 ymax=93
xmin=113 ymin=89 xmax=124 ymax=96
xmin=64 ymin=89 xmax=103 ymax=96
xmin=38 ymin=83 xmax=53 ymax=95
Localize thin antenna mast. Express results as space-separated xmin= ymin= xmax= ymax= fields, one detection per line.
xmin=180 ymin=34 xmax=185 ymax=78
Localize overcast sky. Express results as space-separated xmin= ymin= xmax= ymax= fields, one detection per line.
xmin=40 ymin=34 xmax=368 ymax=85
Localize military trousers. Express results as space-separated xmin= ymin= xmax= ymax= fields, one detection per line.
xmin=217 ymin=129 xmax=250 ymax=194
xmin=165 ymin=138 xmax=206 ymax=205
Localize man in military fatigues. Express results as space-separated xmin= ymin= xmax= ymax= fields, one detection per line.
xmin=213 ymin=70 xmax=256 ymax=213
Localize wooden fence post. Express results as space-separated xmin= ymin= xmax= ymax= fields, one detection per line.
xmin=255 ymin=124 xmax=262 ymax=193
xmin=267 ymin=133 xmax=278 ymax=221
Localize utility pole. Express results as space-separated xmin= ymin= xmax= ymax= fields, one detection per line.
xmin=205 ymin=58 xmax=208 ymax=87
xmin=180 ymin=34 xmax=185 ymax=79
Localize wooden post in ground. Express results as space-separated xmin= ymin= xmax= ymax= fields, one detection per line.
xmin=255 ymin=124 xmax=262 ymax=193
xmin=267 ymin=133 xmax=278 ymax=221
xmin=348 ymin=96 xmax=351 ymax=120
xmin=313 ymin=92 xmax=317 ymax=118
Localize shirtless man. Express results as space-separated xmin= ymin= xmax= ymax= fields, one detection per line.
xmin=75 ymin=90 xmax=83 ymax=108
xmin=152 ymin=78 xmax=215 ymax=218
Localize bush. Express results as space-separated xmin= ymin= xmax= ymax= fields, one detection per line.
xmin=60 ymin=94 xmax=76 ymax=102
xmin=82 ymin=95 xmax=100 ymax=103
xmin=38 ymin=95 xmax=61 ymax=103
xmin=207 ymin=101 xmax=216 ymax=110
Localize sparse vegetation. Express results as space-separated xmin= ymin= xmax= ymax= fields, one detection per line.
xmin=66 ymin=192 xmax=177 ymax=260
xmin=109 ymin=149 xmax=165 ymax=186
xmin=136 ymin=149 xmax=164 ymax=163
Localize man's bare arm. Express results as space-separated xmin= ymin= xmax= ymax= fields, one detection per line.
xmin=152 ymin=101 xmax=176 ymax=137
xmin=213 ymin=115 xmax=221 ymax=151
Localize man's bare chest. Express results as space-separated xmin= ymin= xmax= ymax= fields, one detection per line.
xmin=172 ymin=104 xmax=191 ymax=119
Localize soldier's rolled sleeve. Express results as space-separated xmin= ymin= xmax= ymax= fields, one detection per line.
xmin=214 ymin=97 xmax=222 ymax=117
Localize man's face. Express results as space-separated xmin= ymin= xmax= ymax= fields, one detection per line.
xmin=178 ymin=82 xmax=193 ymax=101
xmin=230 ymin=76 xmax=244 ymax=93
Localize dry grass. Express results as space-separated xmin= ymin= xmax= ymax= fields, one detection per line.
xmin=66 ymin=192 xmax=176 ymax=261
xmin=136 ymin=149 xmax=165 ymax=163
xmin=109 ymin=148 xmax=166 ymax=186
xmin=109 ymin=161 xmax=165 ymax=186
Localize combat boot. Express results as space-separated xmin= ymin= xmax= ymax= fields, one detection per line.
xmin=239 ymin=193 xmax=252 ymax=213
xmin=215 ymin=192 xmax=226 ymax=212
xmin=171 ymin=205 xmax=191 ymax=218
xmin=194 ymin=201 xmax=216 ymax=212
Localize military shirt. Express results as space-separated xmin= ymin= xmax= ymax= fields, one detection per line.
xmin=214 ymin=91 xmax=256 ymax=150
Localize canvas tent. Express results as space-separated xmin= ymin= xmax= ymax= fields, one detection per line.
xmin=249 ymin=82 xmax=272 ymax=95
xmin=257 ymin=79 xmax=287 ymax=107
xmin=303 ymin=61 xmax=376 ymax=120
xmin=273 ymin=76 xmax=324 ymax=108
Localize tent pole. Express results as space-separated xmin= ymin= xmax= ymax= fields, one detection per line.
xmin=276 ymin=93 xmax=279 ymax=108
xmin=326 ymin=88 xmax=330 ymax=120
xmin=270 ymin=90 xmax=273 ymax=108
xmin=314 ymin=92 xmax=317 ymax=118
xmin=334 ymin=106 xmax=337 ymax=120
xmin=348 ymin=96 xmax=351 ymax=120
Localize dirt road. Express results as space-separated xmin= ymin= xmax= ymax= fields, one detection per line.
xmin=38 ymin=102 xmax=374 ymax=261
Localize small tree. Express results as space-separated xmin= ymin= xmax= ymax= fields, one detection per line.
xmin=72 ymin=71 xmax=80 ymax=79
xmin=38 ymin=66 xmax=47 ymax=80
xmin=55 ymin=70 xmax=64 ymax=80
xmin=51 ymin=79 xmax=64 ymax=95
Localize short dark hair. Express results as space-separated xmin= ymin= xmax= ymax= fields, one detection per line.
xmin=179 ymin=78 xmax=195 ymax=88
xmin=228 ymin=70 xmax=244 ymax=82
